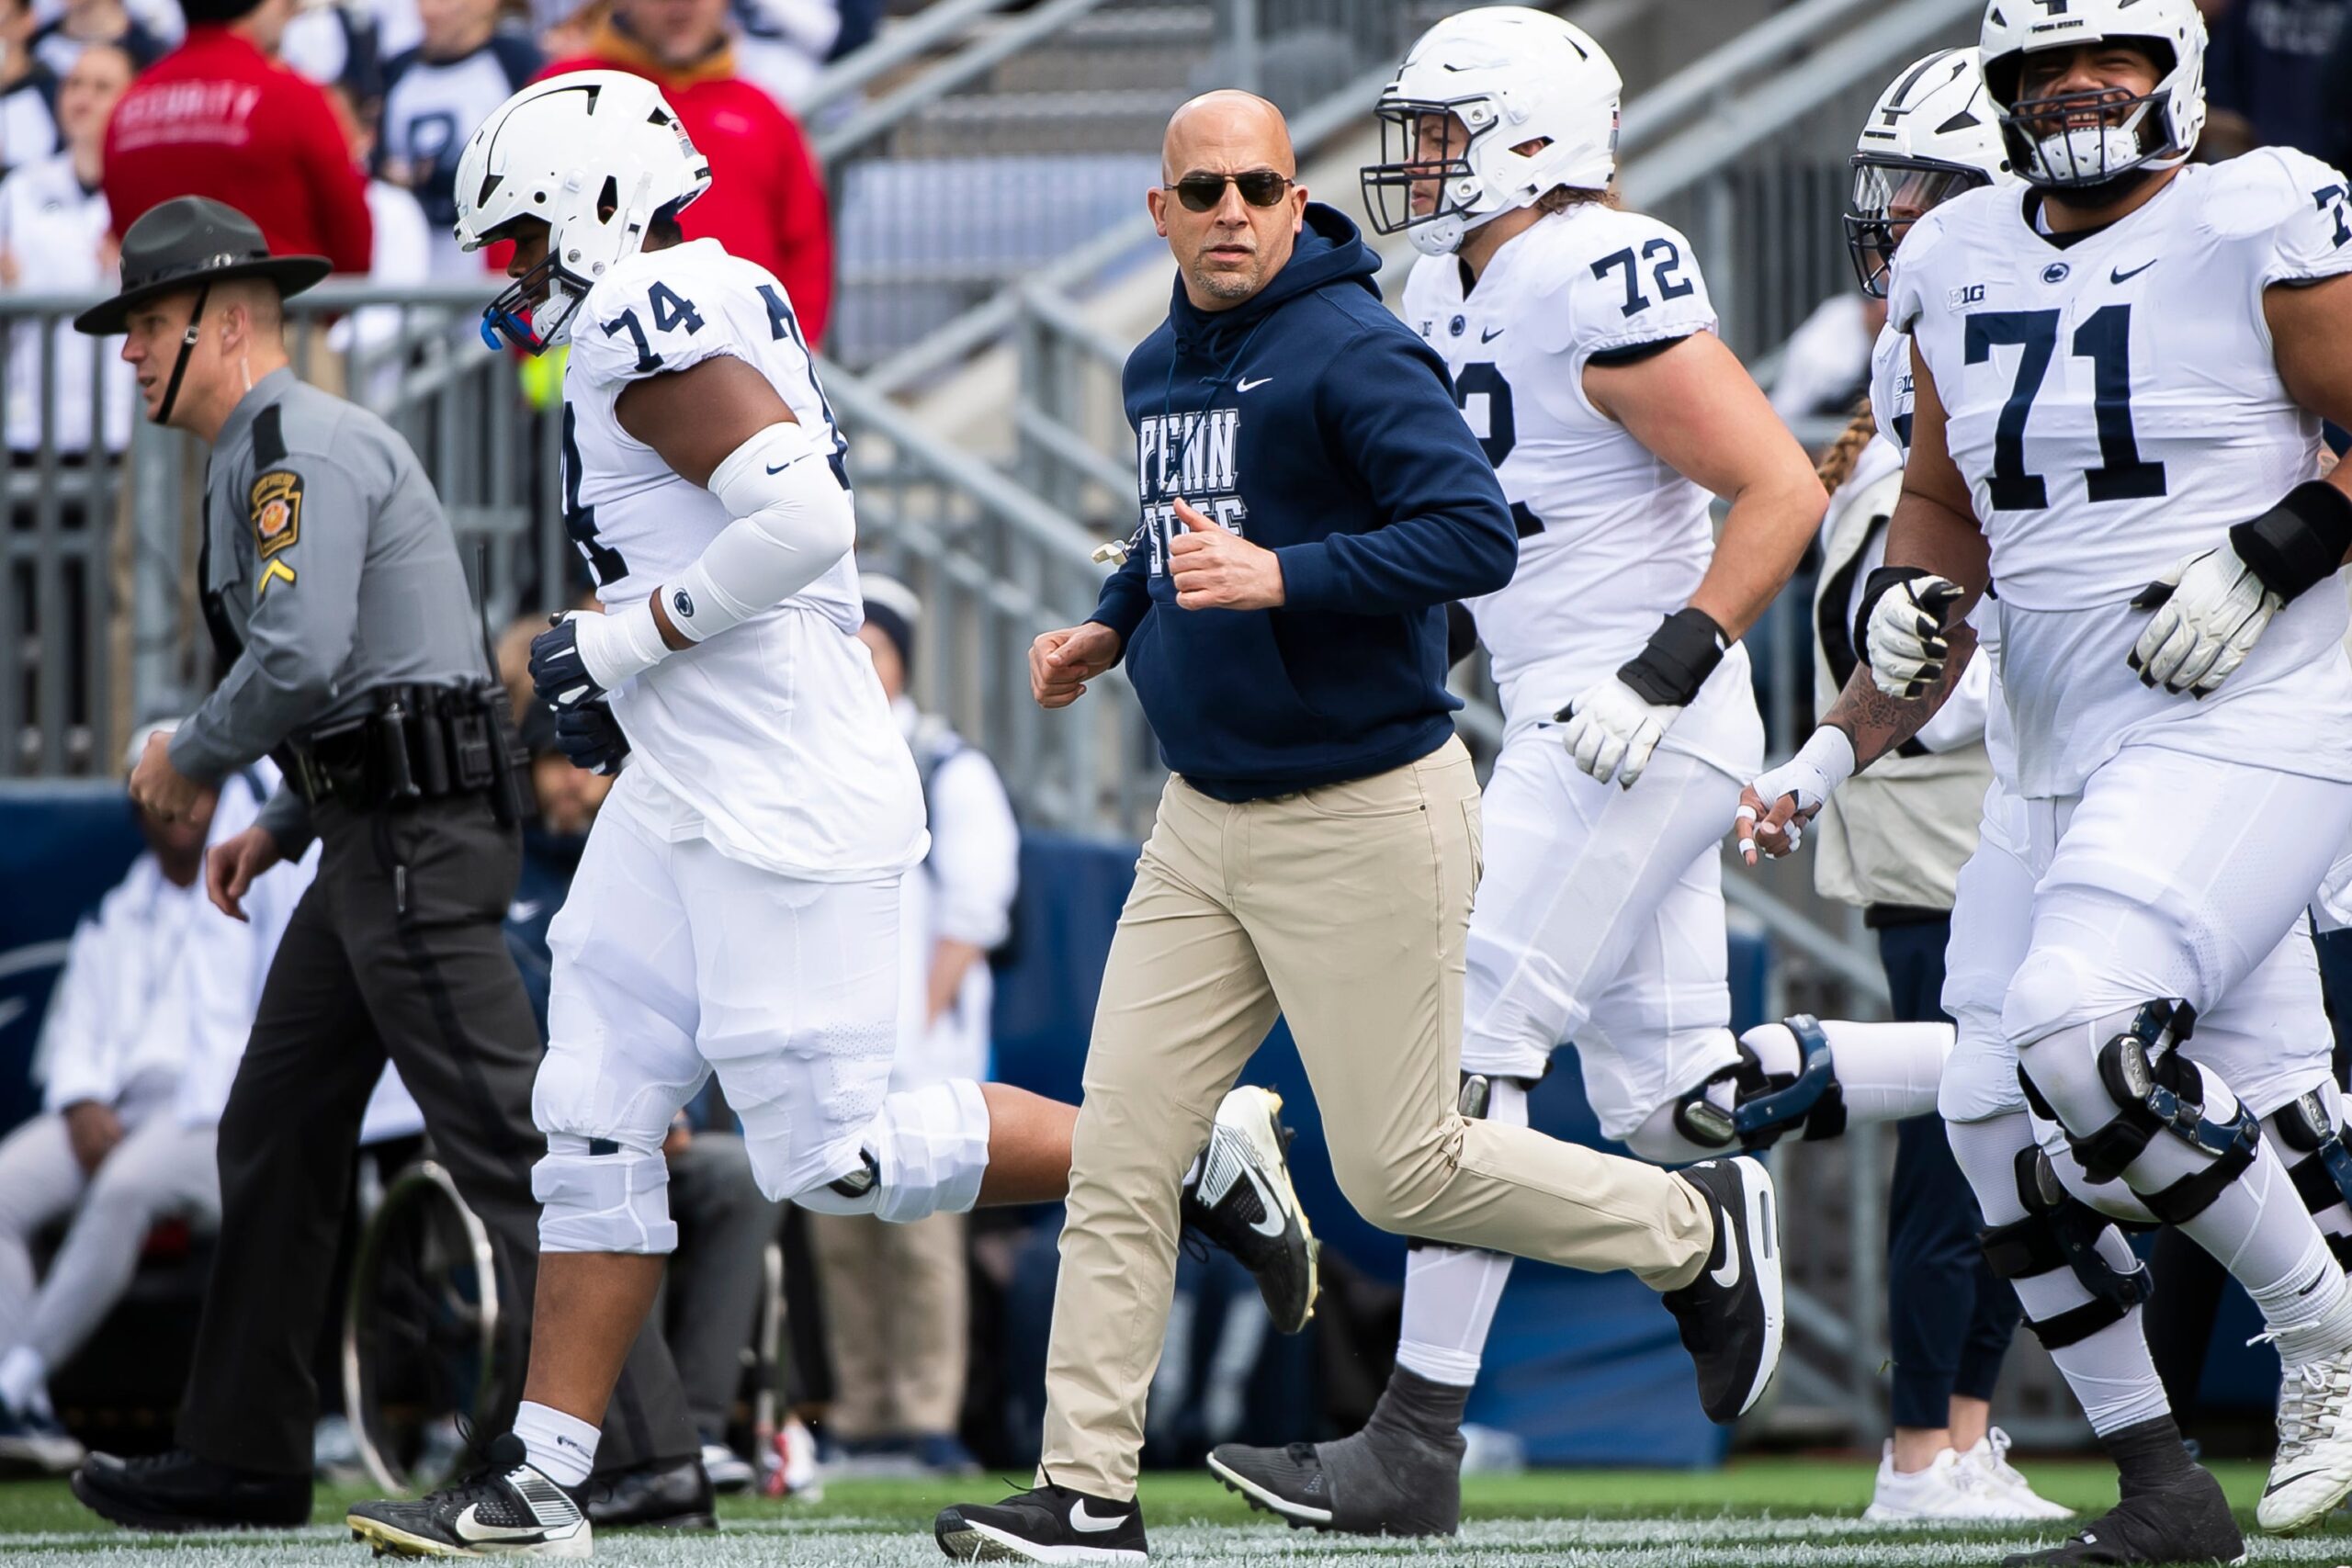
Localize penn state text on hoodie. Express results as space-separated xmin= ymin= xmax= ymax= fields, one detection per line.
xmin=1089 ymin=204 xmax=1516 ymax=801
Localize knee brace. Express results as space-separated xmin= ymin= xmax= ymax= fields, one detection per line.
xmin=790 ymin=1078 xmax=991 ymax=1225
xmin=2017 ymin=1000 xmax=2260 ymax=1224
xmin=1729 ymin=1015 xmax=1849 ymax=1151
xmin=1405 ymin=1073 xmax=1537 ymax=1250
xmin=1979 ymin=1146 xmax=2154 ymax=1349
xmin=532 ymin=1132 xmax=677 ymax=1254
xmin=2270 ymin=1089 xmax=2352 ymax=1265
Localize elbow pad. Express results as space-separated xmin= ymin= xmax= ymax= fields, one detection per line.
xmin=663 ymin=421 xmax=855 ymax=644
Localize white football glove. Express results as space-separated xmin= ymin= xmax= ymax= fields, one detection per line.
xmin=2127 ymin=541 xmax=2282 ymax=696
xmin=1561 ymin=674 xmax=1677 ymax=789
xmin=1863 ymin=573 xmax=1963 ymax=698
xmin=1735 ymin=728 xmax=1858 ymax=862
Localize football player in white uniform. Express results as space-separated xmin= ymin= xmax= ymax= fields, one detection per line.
xmin=1788 ymin=50 xmax=2083 ymax=1526
xmin=1205 ymin=8 xmax=1960 ymax=1537
xmin=1769 ymin=0 xmax=2352 ymax=1556
xmin=344 ymin=73 xmax=1317 ymax=1561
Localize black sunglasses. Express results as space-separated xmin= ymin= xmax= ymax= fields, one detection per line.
xmin=1164 ymin=171 xmax=1294 ymax=212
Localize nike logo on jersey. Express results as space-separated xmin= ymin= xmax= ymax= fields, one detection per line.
xmin=1480 ymin=327 xmax=1506 ymax=342
xmin=507 ymin=899 xmax=542 ymax=923
xmin=1237 ymin=376 xmax=1273 ymax=392
xmin=2109 ymin=260 xmax=2157 ymax=284
xmin=1069 ymin=1500 xmax=1127 ymax=1533
xmin=765 ymin=456 xmax=812 ymax=475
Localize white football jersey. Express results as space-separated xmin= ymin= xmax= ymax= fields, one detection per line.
xmin=1889 ymin=149 xmax=2352 ymax=796
xmin=563 ymin=238 xmax=925 ymax=882
xmin=1402 ymin=204 xmax=1760 ymax=773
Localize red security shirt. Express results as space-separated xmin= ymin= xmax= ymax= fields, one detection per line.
xmin=541 ymin=32 xmax=832 ymax=346
xmin=103 ymin=26 xmax=371 ymax=273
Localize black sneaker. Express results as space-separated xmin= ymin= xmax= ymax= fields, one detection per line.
xmin=70 ymin=1448 xmax=311 ymax=1532
xmin=346 ymin=1432 xmax=589 ymax=1558
xmin=1659 ymin=1156 xmax=1783 ymax=1423
xmin=1181 ymin=1086 xmax=1319 ymax=1334
xmin=934 ymin=1483 xmax=1147 ymax=1562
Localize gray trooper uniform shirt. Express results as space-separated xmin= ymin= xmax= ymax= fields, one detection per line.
xmin=166 ymin=367 xmax=487 ymax=851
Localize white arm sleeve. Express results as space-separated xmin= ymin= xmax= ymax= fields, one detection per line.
xmin=665 ymin=419 xmax=855 ymax=644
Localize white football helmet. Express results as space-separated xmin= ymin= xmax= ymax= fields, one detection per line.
xmin=1363 ymin=6 xmax=1622 ymax=257
xmin=1846 ymin=48 xmax=2015 ymax=297
xmin=452 ymin=70 xmax=713 ymax=353
xmin=1979 ymin=0 xmax=2205 ymax=191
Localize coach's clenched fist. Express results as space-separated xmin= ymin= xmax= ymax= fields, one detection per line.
xmin=1170 ymin=497 xmax=1285 ymax=611
xmin=1031 ymin=622 xmax=1124 ymax=708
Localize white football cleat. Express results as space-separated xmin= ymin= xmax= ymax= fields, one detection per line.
xmin=2258 ymin=1346 xmax=2352 ymax=1532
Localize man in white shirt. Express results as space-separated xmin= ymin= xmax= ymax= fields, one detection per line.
xmin=0 ymin=40 xmax=133 ymax=457
xmin=0 ymin=728 xmax=312 ymax=1472
xmin=808 ymin=574 xmax=1020 ymax=1477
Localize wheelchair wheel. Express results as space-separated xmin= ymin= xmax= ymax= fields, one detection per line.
xmin=343 ymin=1159 xmax=509 ymax=1493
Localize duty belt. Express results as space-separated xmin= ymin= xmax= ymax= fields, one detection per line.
xmin=278 ymin=682 xmax=526 ymax=823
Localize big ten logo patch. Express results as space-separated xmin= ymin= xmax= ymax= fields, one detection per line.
xmin=1136 ymin=408 xmax=1247 ymax=574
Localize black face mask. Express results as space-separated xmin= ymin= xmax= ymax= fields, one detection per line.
xmin=1843 ymin=159 xmax=1993 ymax=298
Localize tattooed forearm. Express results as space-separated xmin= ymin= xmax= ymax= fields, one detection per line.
xmin=1820 ymin=622 xmax=1978 ymax=773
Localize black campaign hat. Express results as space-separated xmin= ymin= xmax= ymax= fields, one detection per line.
xmin=74 ymin=197 xmax=332 ymax=335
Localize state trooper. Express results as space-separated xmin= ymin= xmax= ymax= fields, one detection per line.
xmin=70 ymin=197 xmax=708 ymax=1533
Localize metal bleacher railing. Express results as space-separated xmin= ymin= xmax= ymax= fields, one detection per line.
xmin=802 ymin=0 xmax=1498 ymax=378
xmin=0 ymin=0 xmax=2088 ymax=1450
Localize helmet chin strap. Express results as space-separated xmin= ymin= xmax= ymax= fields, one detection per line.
xmin=155 ymin=281 xmax=211 ymax=428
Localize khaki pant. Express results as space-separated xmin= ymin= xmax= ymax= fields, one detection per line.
xmin=1038 ymin=738 xmax=1714 ymax=1497
xmin=808 ymin=1209 xmax=968 ymax=1438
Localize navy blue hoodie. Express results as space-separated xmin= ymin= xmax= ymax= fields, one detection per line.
xmin=1090 ymin=204 xmax=1516 ymax=801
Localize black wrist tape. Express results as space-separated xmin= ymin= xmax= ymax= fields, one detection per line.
xmin=2230 ymin=479 xmax=2352 ymax=604
xmin=1618 ymin=607 xmax=1727 ymax=707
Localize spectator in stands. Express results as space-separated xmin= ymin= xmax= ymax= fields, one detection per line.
xmin=540 ymin=0 xmax=833 ymax=343
xmin=808 ymin=575 xmax=1019 ymax=1478
xmin=101 ymin=0 xmax=370 ymax=271
xmin=0 ymin=42 xmax=136 ymax=457
xmin=1770 ymin=288 xmax=1880 ymax=437
xmin=280 ymin=0 xmax=383 ymax=105
xmin=31 ymin=0 xmax=164 ymax=78
xmin=377 ymin=0 xmax=538 ymax=278
xmin=2203 ymin=0 xmax=2351 ymax=157
xmin=317 ymin=82 xmax=432 ymax=404
xmin=824 ymin=0 xmax=871 ymax=61
xmin=726 ymin=0 xmax=832 ymax=108
xmin=0 ymin=0 xmax=61 ymax=180
xmin=0 ymin=731 xmax=312 ymax=1474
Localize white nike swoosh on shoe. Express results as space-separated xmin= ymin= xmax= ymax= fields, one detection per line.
xmin=1237 ymin=1158 xmax=1291 ymax=1240
xmin=1709 ymin=1221 xmax=1741 ymax=1292
xmin=455 ymin=1504 xmax=560 ymax=1543
xmin=1068 ymin=1500 xmax=1129 ymax=1534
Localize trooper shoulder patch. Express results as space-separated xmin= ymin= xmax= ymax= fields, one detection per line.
xmin=250 ymin=469 xmax=302 ymax=558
